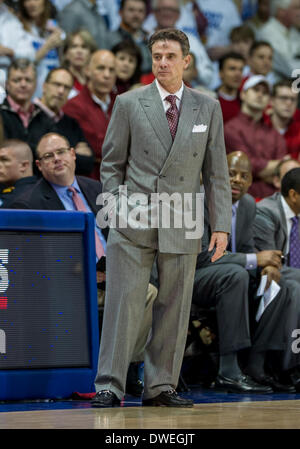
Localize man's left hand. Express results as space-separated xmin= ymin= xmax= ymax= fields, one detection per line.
xmin=261 ymin=265 xmax=281 ymax=290
xmin=209 ymin=232 xmax=228 ymax=262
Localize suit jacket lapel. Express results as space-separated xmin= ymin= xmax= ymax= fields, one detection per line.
xmin=41 ymin=179 xmax=65 ymax=210
xmin=160 ymin=86 xmax=200 ymax=174
xmin=139 ymin=82 xmax=173 ymax=154
xmin=275 ymin=192 xmax=288 ymax=252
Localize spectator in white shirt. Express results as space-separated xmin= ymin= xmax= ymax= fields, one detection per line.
xmin=146 ymin=0 xmax=213 ymax=87
xmin=257 ymin=0 xmax=300 ymax=80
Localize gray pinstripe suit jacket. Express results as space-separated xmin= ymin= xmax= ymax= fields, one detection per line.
xmin=100 ymin=81 xmax=231 ymax=253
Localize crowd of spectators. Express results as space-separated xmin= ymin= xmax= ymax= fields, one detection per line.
xmin=1 ymin=0 xmax=300 ymax=184
xmin=1 ymin=0 xmax=300 ymax=395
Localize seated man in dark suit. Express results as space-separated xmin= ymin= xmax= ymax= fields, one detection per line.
xmin=254 ymin=166 xmax=300 ymax=387
xmin=192 ymin=150 xmax=296 ymax=392
xmin=0 ymin=139 xmax=37 ymax=208
xmin=11 ymin=132 xmax=157 ymax=397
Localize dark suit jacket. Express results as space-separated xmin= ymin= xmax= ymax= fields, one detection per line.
xmin=196 ymin=193 xmax=256 ymax=269
xmin=10 ymin=175 xmax=108 ymax=279
xmin=253 ymin=192 xmax=289 ymax=254
xmin=0 ymin=176 xmax=37 ymax=209
xmin=11 ymin=175 xmax=101 ymax=213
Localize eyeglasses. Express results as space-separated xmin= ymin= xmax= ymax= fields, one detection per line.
xmin=47 ymin=81 xmax=72 ymax=91
xmin=38 ymin=147 xmax=71 ymax=162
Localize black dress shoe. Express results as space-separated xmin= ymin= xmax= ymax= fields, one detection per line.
xmin=289 ymin=372 xmax=300 ymax=392
xmin=214 ymin=374 xmax=273 ymax=393
xmin=252 ymin=374 xmax=296 ymax=393
xmin=91 ymin=390 xmax=121 ymax=408
xmin=143 ymin=389 xmax=194 ymax=407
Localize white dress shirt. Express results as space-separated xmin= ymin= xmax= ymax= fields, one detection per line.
xmin=155 ymin=79 xmax=184 ymax=112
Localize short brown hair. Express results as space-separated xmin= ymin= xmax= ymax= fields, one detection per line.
xmin=272 ymin=78 xmax=295 ymax=97
xmin=7 ymin=58 xmax=37 ymax=80
xmin=148 ymin=28 xmax=190 ymax=57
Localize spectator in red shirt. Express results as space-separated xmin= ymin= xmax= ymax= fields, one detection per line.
xmin=265 ymin=79 xmax=300 ymax=160
xmin=217 ymin=52 xmax=245 ymax=123
xmin=224 ymin=75 xmax=287 ymax=198
xmin=63 ymin=50 xmax=117 ymax=179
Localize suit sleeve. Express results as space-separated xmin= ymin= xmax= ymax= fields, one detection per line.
xmin=100 ymin=95 xmax=131 ymax=197
xmin=253 ymin=206 xmax=278 ymax=251
xmin=201 ymin=101 xmax=232 ymax=235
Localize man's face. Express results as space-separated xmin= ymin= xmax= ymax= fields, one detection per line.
xmin=36 ymin=135 xmax=76 ymax=186
xmin=219 ymin=58 xmax=245 ymax=90
xmin=6 ymin=67 xmax=36 ymax=104
xmin=257 ymin=0 xmax=270 ymax=21
xmin=241 ymin=83 xmax=270 ymax=112
xmin=88 ymin=51 xmax=116 ymax=99
xmin=231 ymin=39 xmax=253 ymax=60
xmin=249 ymin=45 xmax=273 ymax=76
xmin=152 ymin=39 xmax=190 ymax=91
xmin=227 ymin=153 xmax=252 ymax=203
xmin=120 ymin=0 xmax=146 ymax=32
xmin=273 ymin=159 xmax=300 ymax=190
xmin=287 ymin=0 xmax=300 ymax=28
xmin=271 ymin=86 xmax=298 ymax=121
xmin=0 ymin=147 xmax=23 ymax=185
xmin=154 ymin=0 xmax=180 ymax=29
xmin=42 ymin=70 xmax=73 ymax=113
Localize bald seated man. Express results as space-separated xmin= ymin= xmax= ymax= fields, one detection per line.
xmin=0 ymin=139 xmax=37 ymax=208
xmin=63 ymin=50 xmax=117 ymax=179
xmin=192 ymin=150 xmax=296 ymax=392
xmin=272 ymin=158 xmax=300 ymax=191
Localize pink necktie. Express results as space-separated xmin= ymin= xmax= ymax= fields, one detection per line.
xmin=165 ymin=94 xmax=179 ymax=140
xmin=68 ymin=186 xmax=105 ymax=259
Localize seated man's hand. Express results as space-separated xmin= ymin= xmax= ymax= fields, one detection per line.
xmin=257 ymin=250 xmax=282 ymax=269
xmin=261 ymin=265 xmax=281 ymax=290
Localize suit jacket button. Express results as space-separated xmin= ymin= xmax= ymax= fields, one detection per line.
xmin=180 ymin=176 xmax=184 ymax=181
xmin=193 ymin=152 xmax=198 ymax=157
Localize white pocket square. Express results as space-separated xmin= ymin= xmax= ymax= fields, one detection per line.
xmin=192 ymin=124 xmax=207 ymax=133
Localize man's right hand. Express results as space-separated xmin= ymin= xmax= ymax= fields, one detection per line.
xmin=256 ymin=250 xmax=282 ymax=269
xmin=261 ymin=265 xmax=281 ymax=290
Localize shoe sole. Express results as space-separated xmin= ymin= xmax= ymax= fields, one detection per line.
xmin=91 ymin=402 xmax=121 ymax=408
xmin=143 ymin=401 xmax=194 ymax=408
xmin=214 ymin=385 xmax=273 ymax=394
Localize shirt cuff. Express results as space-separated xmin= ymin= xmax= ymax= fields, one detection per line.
xmin=245 ymin=253 xmax=257 ymax=270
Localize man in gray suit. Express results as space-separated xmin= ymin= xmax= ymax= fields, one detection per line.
xmin=91 ymin=28 xmax=232 ymax=408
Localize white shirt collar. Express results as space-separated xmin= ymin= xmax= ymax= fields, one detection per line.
xmin=92 ymin=93 xmax=111 ymax=114
xmin=281 ymin=194 xmax=299 ymax=220
xmin=155 ymin=79 xmax=184 ymax=105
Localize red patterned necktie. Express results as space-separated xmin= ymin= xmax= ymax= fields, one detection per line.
xmin=165 ymin=94 xmax=179 ymax=140
xmin=68 ymin=186 xmax=105 ymax=259
xmin=289 ymin=216 xmax=300 ymax=268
